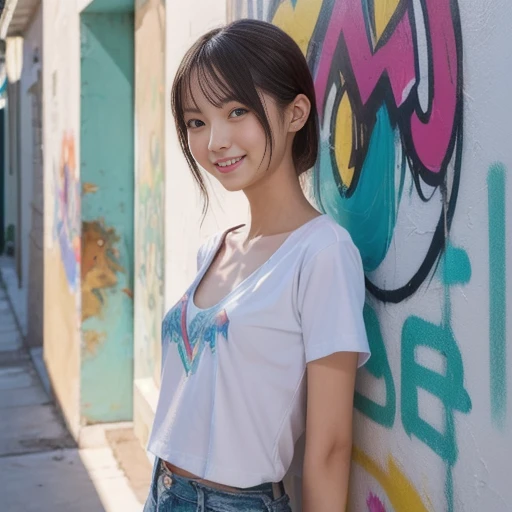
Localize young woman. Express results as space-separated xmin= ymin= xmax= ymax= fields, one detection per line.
xmin=143 ymin=19 xmax=370 ymax=512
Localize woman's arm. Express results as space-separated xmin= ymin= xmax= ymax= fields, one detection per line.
xmin=302 ymin=351 xmax=359 ymax=512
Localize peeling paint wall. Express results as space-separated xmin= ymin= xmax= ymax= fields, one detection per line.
xmin=232 ymin=1 xmax=512 ymax=510
xmin=43 ymin=0 xmax=82 ymax=437
xmin=80 ymin=12 xmax=134 ymax=423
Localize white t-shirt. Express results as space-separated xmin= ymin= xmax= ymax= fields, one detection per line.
xmin=147 ymin=215 xmax=370 ymax=488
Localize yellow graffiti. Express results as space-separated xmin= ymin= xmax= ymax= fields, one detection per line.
xmin=374 ymin=0 xmax=402 ymax=42
xmin=335 ymin=87 xmax=355 ymax=188
xmin=271 ymin=0 xmax=323 ymax=56
xmin=352 ymin=447 xmax=429 ymax=512
xmin=271 ymin=0 xmax=402 ymax=53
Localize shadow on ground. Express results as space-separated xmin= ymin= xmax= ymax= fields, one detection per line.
xmin=0 ymin=449 xmax=107 ymax=512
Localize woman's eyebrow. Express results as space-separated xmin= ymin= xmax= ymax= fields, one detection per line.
xmin=183 ymin=98 xmax=241 ymax=114
xmin=220 ymin=96 xmax=238 ymax=104
xmin=183 ymin=106 xmax=202 ymax=114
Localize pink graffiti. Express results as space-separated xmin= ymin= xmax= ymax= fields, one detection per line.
xmin=315 ymin=0 xmax=458 ymax=174
xmin=367 ymin=492 xmax=387 ymax=512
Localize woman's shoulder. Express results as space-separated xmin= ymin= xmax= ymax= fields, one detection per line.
xmin=196 ymin=231 xmax=221 ymax=270
xmin=198 ymin=223 xmax=243 ymax=253
xmin=299 ymin=215 xmax=356 ymax=258
xmin=196 ymin=223 xmax=245 ymax=269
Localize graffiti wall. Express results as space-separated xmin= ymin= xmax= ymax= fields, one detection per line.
xmin=133 ymin=0 xmax=166 ymax=444
xmin=232 ymin=1 xmax=511 ymax=510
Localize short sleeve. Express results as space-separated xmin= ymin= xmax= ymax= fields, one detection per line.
xmin=196 ymin=235 xmax=216 ymax=272
xmin=297 ymin=240 xmax=370 ymax=367
xmin=197 ymin=242 xmax=207 ymax=272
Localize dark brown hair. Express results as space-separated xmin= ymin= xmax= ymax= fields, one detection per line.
xmin=171 ymin=18 xmax=319 ymax=214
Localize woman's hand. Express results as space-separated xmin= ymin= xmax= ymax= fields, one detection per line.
xmin=302 ymin=351 xmax=359 ymax=512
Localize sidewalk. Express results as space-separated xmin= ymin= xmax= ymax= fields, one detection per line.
xmin=0 ymin=276 xmax=147 ymax=512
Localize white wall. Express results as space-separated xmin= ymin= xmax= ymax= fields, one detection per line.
xmin=164 ymin=0 xmax=248 ymax=309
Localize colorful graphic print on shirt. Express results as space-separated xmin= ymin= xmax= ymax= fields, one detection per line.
xmin=162 ymin=294 xmax=230 ymax=375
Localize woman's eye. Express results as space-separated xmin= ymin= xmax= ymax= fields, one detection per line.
xmin=229 ymin=108 xmax=248 ymax=118
xmin=186 ymin=119 xmax=204 ymax=129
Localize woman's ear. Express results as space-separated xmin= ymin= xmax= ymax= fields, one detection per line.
xmin=288 ymin=94 xmax=311 ymax=133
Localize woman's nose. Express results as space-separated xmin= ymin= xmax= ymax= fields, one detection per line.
xmin=208 ymin=124 xmax=231 ymax=152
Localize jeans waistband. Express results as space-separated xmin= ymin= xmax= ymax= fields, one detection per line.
xmin=158 ymin=460 xmax=285 ymax=504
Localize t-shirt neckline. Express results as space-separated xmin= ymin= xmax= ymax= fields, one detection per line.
xmin=190 ymin=214 xmax=327 ymax=313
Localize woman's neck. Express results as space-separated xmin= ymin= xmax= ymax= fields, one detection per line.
xmin=242 ymin=163 xmax=320 ymax=240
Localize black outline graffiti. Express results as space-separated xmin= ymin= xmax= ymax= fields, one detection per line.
xmin=317 ymin=0 xmax=463 ymax=303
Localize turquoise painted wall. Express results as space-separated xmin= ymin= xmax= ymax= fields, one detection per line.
xmin=80 ymin=12 xmax=134 ymax=423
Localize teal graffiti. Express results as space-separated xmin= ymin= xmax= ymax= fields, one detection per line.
xmin=354 ymin=305 xmax=396 ymax=427
xmin=440 ymin=243 xmax=472 ymax=332
xmin=488 ymin=162 xmax=507 ymax=428
xmin=442 ymin=243 xmax=471 ymax=286
xmin=401 ymin=244 xmax=472 ymax=512
xmin=356 ymin=244 xmax=472 ymax=512
xmin=401 ymin=316 xmax=472 ymax=512
xmin=401 ymin=317 xmax=472 ymax=464
xmin=318 ymin=106 xmax=397 ymax=272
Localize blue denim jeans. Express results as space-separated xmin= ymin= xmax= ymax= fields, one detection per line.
xmin=143 ymin=458 xmax=292 ymax=512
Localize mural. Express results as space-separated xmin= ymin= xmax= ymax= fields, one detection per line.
xmin=134 ymin=0 xmax=166 ymax=384
xmin=232 ymin=1 xmax=509 ymax=511
xmin=52 ymin=132 xmax=81 ymax=292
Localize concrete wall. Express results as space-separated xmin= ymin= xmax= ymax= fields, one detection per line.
xmin=3 ymin=90 xmax=16 ymax=250
xmin=80 ymin=11 xmax=134 ymax=423
xmin=232 ymin=0 xmax=512 ymax=510
xmin=133 ymin=0 xmax=166 ymax=449
xmin=19 ymin=3 xmax=42 ymax=305
xmin=2 ymin=101 xmax=13 ymax=243
xmin=0 ymin=108 xmax=5 ymax=254
xmin=43 ymin=0 xmax=82 ymax=436
xmin=21 ymin=3 xmax=43 ymax=345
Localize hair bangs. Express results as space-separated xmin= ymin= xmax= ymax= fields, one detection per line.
xmin=181 ymin=37 xmax=265 ymax=118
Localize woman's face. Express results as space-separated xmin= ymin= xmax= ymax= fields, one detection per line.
xmin=183 ymin=77 xmax=290 ymax=193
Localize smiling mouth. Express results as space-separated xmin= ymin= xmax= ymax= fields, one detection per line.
xmin=214 ymin=156 xmax=246 ymax=173
xmin=216 ymin=156 xmax=244 ymax=168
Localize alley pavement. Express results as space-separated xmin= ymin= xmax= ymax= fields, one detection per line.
xmin=0 ymin=279 xmax=145 ymax=512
